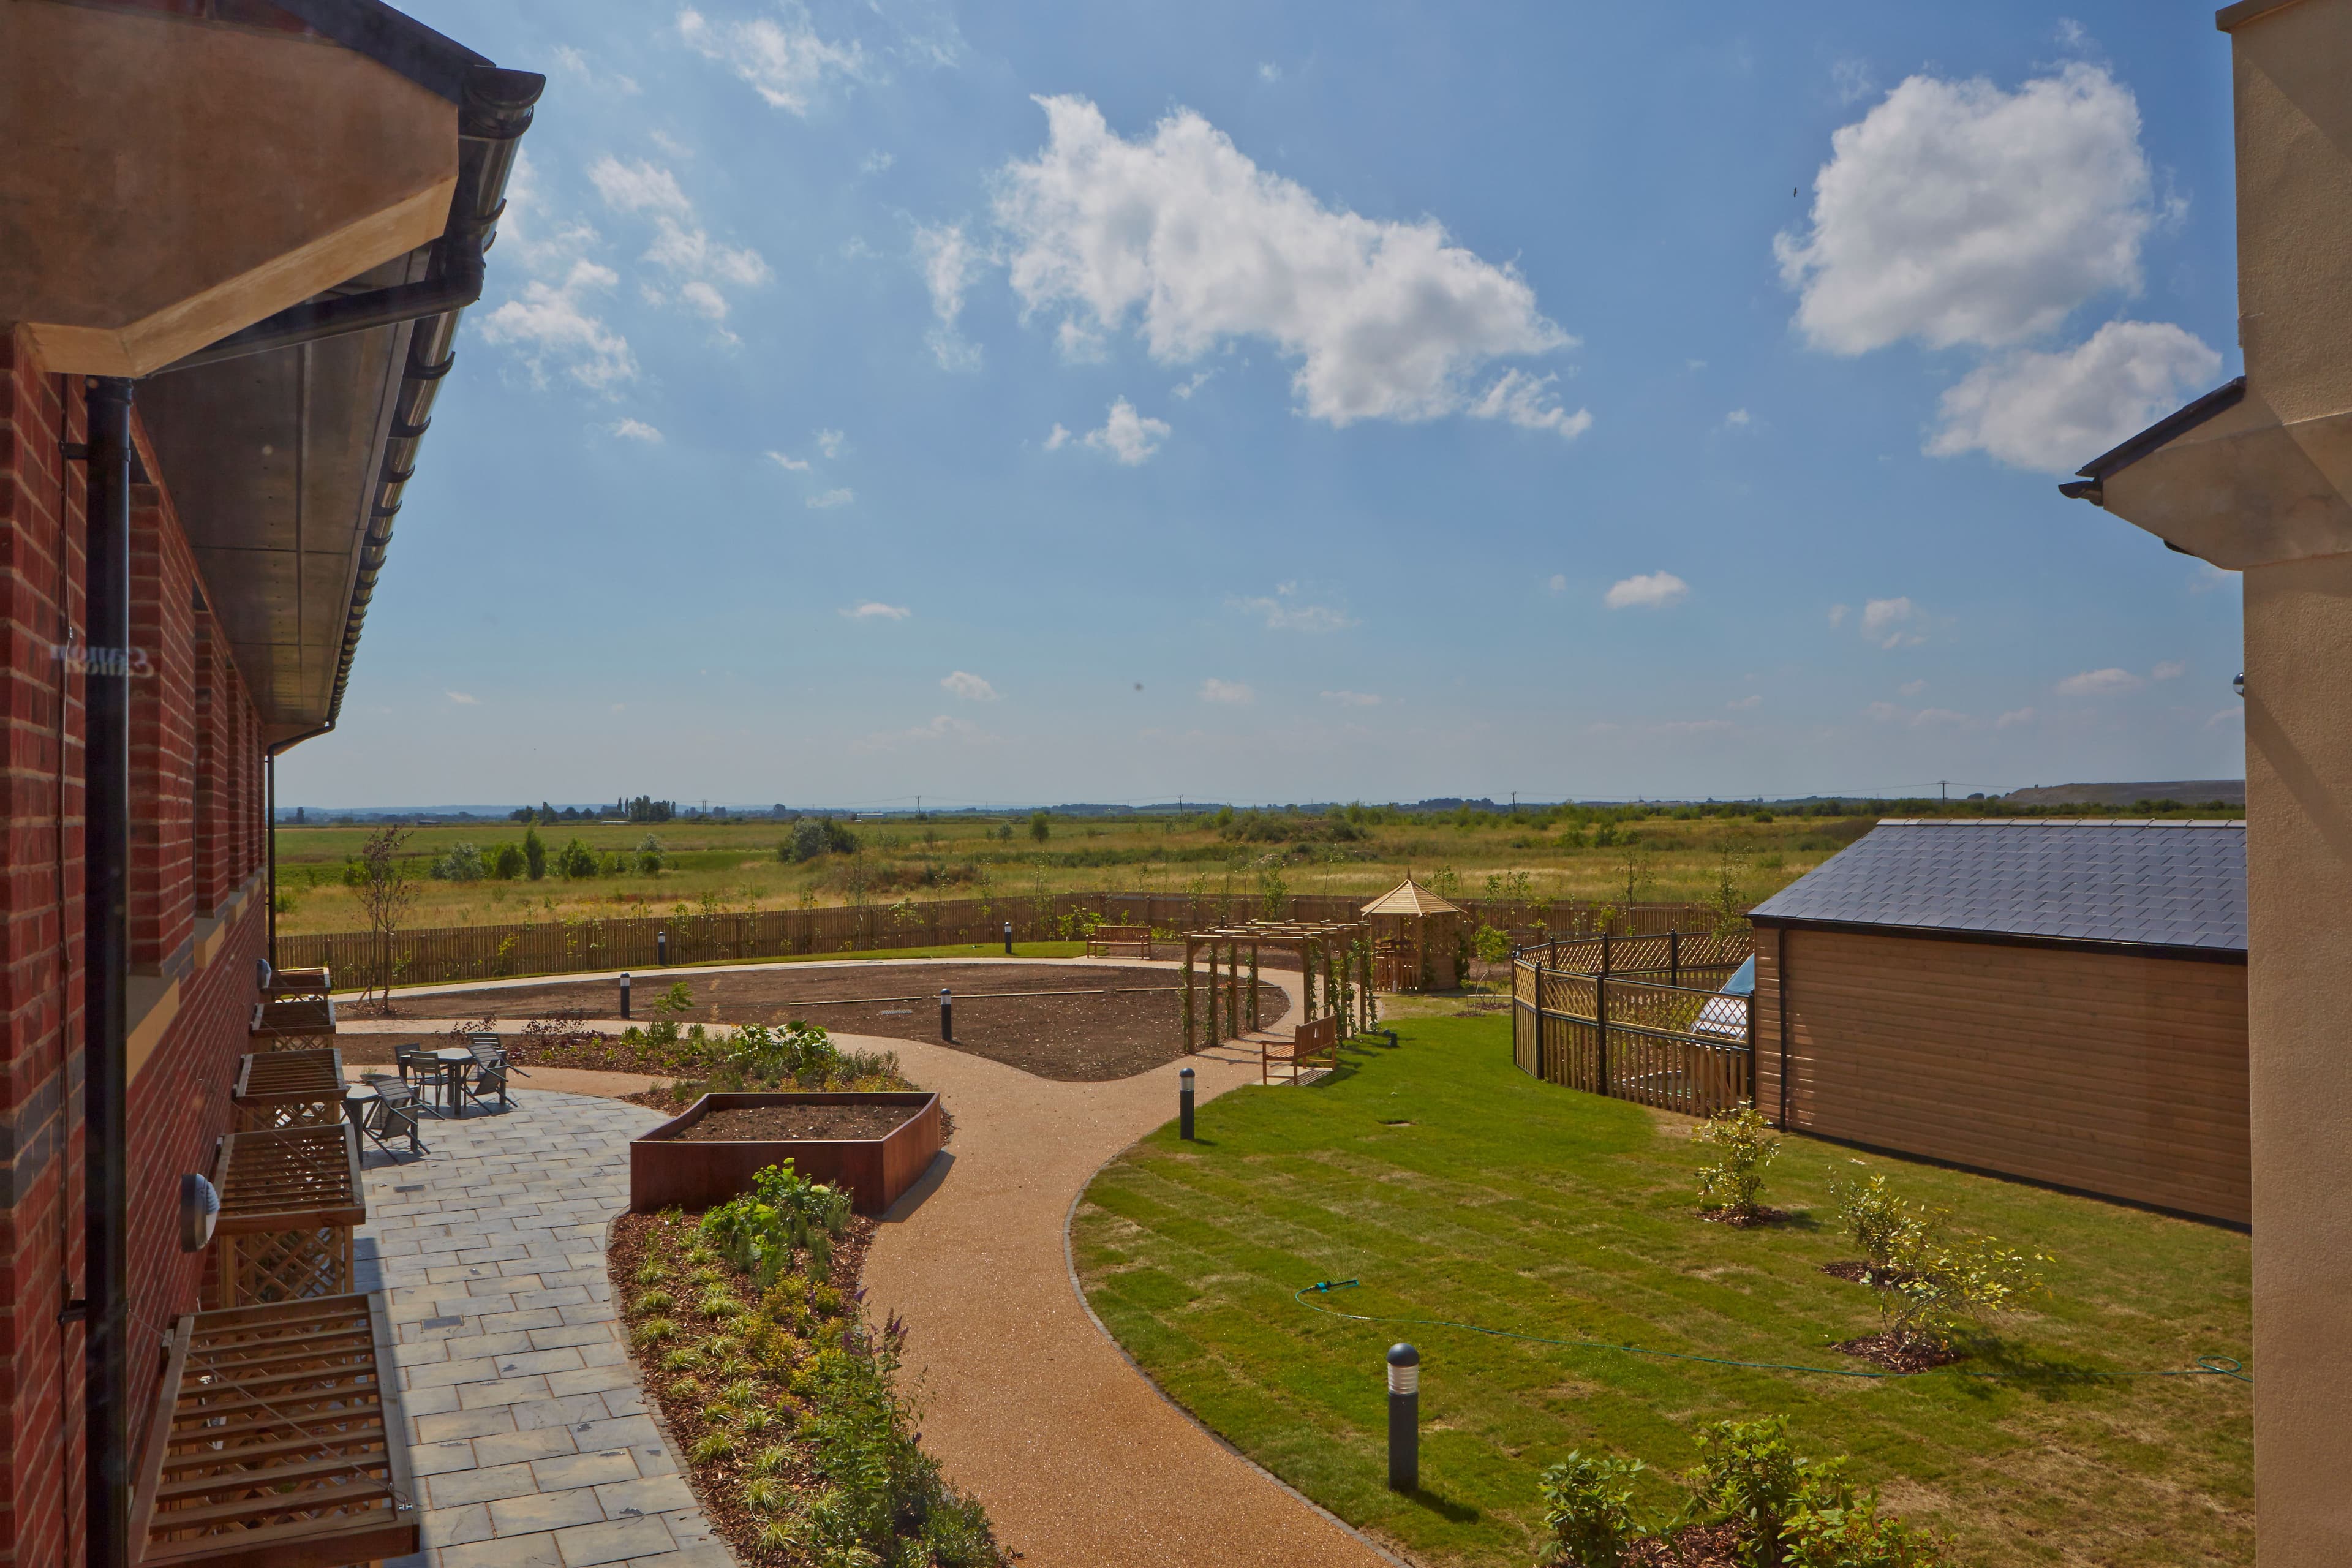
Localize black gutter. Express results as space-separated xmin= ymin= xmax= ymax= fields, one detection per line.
xmin=2059 ymin=375 xmax=2247 ymax=505
xmin=81 ymin=377 xmax=135 ymax=1568
xmin=151 ymin=265 xmax=481 ymax=375
xmin=268 ymin=0 xmax=491 ymax=103
xmin=1746 ymin=913 xmax=2248 ymax=967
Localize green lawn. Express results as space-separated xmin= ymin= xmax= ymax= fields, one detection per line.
xmin=1071 ymin=1017 xmax=2252 ymax=1567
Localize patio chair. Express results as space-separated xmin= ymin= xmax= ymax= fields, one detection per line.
xmin=455 ymin=1054 xmax=511 ymax=1114
xmin=469 ymin=1031 xmax=529 ymax=1079
xmin=349 ymin=1082 xmax=427 ymax=1158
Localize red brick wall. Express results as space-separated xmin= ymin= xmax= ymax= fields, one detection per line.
xmin=0 ymin=329 xmax=276 ymax=1566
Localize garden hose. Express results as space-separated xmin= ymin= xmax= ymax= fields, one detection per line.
xmin=1293 ymin=1278 xmax=2250 ymax=1385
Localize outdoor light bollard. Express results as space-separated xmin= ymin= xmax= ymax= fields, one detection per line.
xmin=1387 ymin=1343 xmax=1420 ymax=1493
xmin=940 ymin=987 xmax=953 ymax=1041
xmin=1179 ymin=1066 xmax=1196 ymax=1140
xmin=657 ymin=930 xmax=669 ymax=967
xmin=620 ymin=971 xmax=631 ymax=1020
xmin=1003 ymin=920 xmax=1013 ymax=955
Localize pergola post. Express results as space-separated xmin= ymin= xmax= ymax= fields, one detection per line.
xmin=1248 ymin=943 xmax=1260 ymax=1032
xmin=1182 ymin=937 xmax=1197 ymax=1053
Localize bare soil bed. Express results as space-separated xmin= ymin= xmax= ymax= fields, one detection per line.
xmin=671 ymin=1103 xmax=916 ymax=1142
xmin=398 ymin=962 xmax=1196 ymax=1082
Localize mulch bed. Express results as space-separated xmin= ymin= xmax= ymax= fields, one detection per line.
xmin=1820 ymin=1259 xmax=1918 ymax=1288
xmin=1696 ymin=1205 xmax=1794 ymax=1228
xmin=399 ymin=962 xmax=1194 ymax=1082
xmin=673 ymin=1104 xmax=917 ymax=1142
xmin=606 ymin=1208 xmax=881 ymax=1565
xmin=1626 ymin=1521 xmax=1746 ymax=1566
xmin=1833 ymin=1332 xmax=1966 ymax=1374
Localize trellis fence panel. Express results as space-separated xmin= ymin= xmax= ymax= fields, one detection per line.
xmin=1512 ymin=930 xmax=1757 ymax=1118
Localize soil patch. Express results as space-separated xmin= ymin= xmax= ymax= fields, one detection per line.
xmin=1834 ymin=1332 xmax=1966 ymax=1374
xmin=1697 ymin=1204 xmax=1794 ymax=1229
xmin=404 ymin=962 xmax=1199 ymax=1082
xmin=673 ymin=1103 xmax=916 ymax=1143
xmin=1821 ymin=1259 xmax=1917 ymax=1288
xmin=1627 ymin=1521 xmax=1745 ymax=1566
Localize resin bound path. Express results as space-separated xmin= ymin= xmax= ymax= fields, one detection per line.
xmin=856 ymin=968 xmax=1399 ymax=1568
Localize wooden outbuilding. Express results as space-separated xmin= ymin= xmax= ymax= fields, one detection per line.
xmin=1361 ymin=879 xmax=1463 ymax=991
xmin=1749 ymin=819 xmax=2248 ymax=1225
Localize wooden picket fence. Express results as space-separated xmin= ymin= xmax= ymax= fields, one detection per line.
xmin=282 ymin=894 xmax=1714 ymax=992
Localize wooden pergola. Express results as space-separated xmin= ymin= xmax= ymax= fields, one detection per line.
xmin=207 ymin=1125 xmax=364 ymax=1310
xmin=133 ymin=1293 xmax=417 ymax=1568
xmin=1182 ymin=918 xmax=1370 ymax=1051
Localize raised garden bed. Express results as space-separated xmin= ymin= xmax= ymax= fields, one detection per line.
xmin=630 ymin=1091 xmax=940 ymax=1216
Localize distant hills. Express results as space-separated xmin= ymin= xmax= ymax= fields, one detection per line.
xmin=2002 ymin=780 xmax=2244 ymax=807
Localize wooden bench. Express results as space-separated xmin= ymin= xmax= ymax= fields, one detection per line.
xmin=1263 ymin=1014 xmax=1340 ymax=1085
xmin=1085 ymin=924 xmax=1152 ymax=958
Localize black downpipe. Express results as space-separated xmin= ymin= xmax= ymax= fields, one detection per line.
xmin=81 ymin=376 xmax=134 ymax=1568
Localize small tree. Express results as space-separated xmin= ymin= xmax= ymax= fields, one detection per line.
xmin=555 ymin=838 xmax=599 ymax=878
xmin=523 ymin=827 xmax=547 ymax=880
xmin=1257 ymin=866 xmax=1287 ymax=919
xmin=355 ymin=826 xmax=417 ymax=1013
xmin=1707 ymin=847 xmax=1752 ymax=940
xmin=635 ymin=834 xmax=665 ymax=875
xmin=488 ymin=842 xmax=525 ymax=880
xmin=1029 ymin=810 xmax=1050 ymax=844
xmin=1472 ymin=923 xmax=1512 ymax=976
xmin=1694 ymin=1104 xmax=1780 ymax=1219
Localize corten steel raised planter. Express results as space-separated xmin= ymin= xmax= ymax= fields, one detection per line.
xmin=630 ymin=1091 xmax=941 ymax=1216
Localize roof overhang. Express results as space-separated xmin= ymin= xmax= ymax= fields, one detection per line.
xmin=1749 ymin=913 xmax=2250 ymax=967
xmin=0 ymin=1 xmax=539 ymax=747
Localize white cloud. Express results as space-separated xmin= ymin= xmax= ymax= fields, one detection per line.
xmin=816 ymin=428 xmax=847 ymax=459
xmin=1726 ymin=693 xmax=1763 ymax=710
xmin=1233 ymin=586 xmax=1357 ymax=632
xmin=1199 ymin=678 xmax=1254 ymax=704
xmin=851 ymin=714 xmax=982 ymax=753
xmin=1049 ymin=398 xmax=1170 ymax=464
xmin=1171 ymin=369 xmax=1216 ymax=399
xmin=2187 ymin=561 xmax=2236 ymax=594
xmin=1467 ymin=369 xmax=1593 ymax=440
xmin=1912 ymin=707 xmax=1969 ymax=726
xmin=766 ymin=450 xmax=810 ymax=472
xmin=1604 ymin=571 xmax=1689 ymax=610
xmin=477 ymin=258 xmax=638 ymax=391
xmin=1928 ymin=320 xmax=2222 ymax=473
xmin=1826 ymin=603 xmax=1849 ymax=628
xmin=611 ymin=418 xmax=663 ymax=442
xmin=1996 ymin=707 xmax=2037 ymax=729
xmin=1658 ymin=718 xmax=1734 ymax=736
xmin=1723 ymin=407 xmax=1752 ymax=428
xmin=806 ymin=488 xmax=854 ymax=509
xmin=2056 ymin=666 xmax=2143 ymax=696
xmin=913 ymin=222 xmax=981 ymax=369
xmin=447 ymin=691 xmax=480 ymax=705
xmin=677 ymin=5 xmax=868 ymax=115
xmin=1321 ymin=690 xmax=1381 ymax=707
xmin=645 ymin=215 xmax=771 ymax=287
xmin=679 ymin=280 xmax=729 ymax=321
xmin=1777 ymin=65 xmax=2168 ymax=354
xmin=861 ymin=151 xmax=895 ymax=176
xmin=1831 ymin=58 xmax=1876 ymax=105
xmin=2153 ymin=660 xmax=2187 ymax=680
xmin=1860 ymin=596 xmax=1921 ymax=648
xmin=992 ymin=96 xmax=1578 ymax=429
xmin=1866 ymin=701 xmax=1970 ymax=728
xmin=940 ymin=671 xmax=999 ymax=702
xmin=1547 ymin=574 xmax=1568 ymax=594
xmin=1898 ymin=679 xmax=1926 ymax=697
xmin=588 ymin=156 xmax=690 ymax=217
xmin=553 ymin=45 xmax=641 ymax=97
xmin=842 ymin=602 xmax=911 ymax=621
xmin=1259 ymin=62 xmax=1282 ymax=83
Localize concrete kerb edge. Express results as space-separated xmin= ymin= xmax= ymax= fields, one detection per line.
xmin=1058 ymin=1132 xmax=1424 ymax=1568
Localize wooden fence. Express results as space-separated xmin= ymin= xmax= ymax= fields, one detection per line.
xmin=283 ymin=894 xmax=1715 ymax=992
xmin=1511 ymin=930 xmax=1755 ymax=1117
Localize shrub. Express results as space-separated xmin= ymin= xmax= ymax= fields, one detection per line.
xmin=701 ymin=1161 xmax=853 ymax=1287
xmin=431 ymin=843 xmax=486 ymax=881
xmin=554 ymin=837 xmax=598 ymax=878
xmin=1689 ymin=1416 xmax=1810 ymax=1567
xmin=488 ymin=842 xmax=525 ymax=880
xmin=727 ymin=1019 xmax=839 ymax=1082
xmin=1029 ymin=810 xmax=1050 ymax=843
xmin=1694 ymin=1104 xmax=1780 ymax=1218
xmin=1537 ymin=1450 xmax=1647 ymax=1567
xmin=635 ymin=834 xmax=665 ymax=875
xmin=1832 ymin=1169 xmax=1917 ymax=1279
xmin=1881 ymin=1228 xmax=2048 ymax=1352
xmin=1472 ymin=924 xmax=1512 ymax=968
xmin=522 ymin=827 xmax=546 ymax=880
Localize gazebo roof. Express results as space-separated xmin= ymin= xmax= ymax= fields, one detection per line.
xmin=1360 ymin=879 xmax=1464 ymax=918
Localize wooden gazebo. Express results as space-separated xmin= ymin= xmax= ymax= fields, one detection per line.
xmin=1362 ymin=878 xmax=1464 ymax=991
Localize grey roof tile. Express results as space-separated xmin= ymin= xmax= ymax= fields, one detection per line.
xmin=1747 ymin=821 xmax=2245 ymax=952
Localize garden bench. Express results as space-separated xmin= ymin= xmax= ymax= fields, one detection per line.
xmin=1262 ymin=1014 xmax=1341 ymax=1085
xmin=1086 ymin=924 xmax=1152 ymax=958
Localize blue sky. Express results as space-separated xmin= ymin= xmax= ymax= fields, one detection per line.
xmin=283 ymin=1 xmax=2250 ymax=809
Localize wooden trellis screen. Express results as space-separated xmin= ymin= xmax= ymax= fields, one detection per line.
xmin=1511 ymin=930 xmax=1757 ymax=1117
xmin=277 ymin=895 xmax=1716 ymax=991
xmin=231 ymin=1049 xmax=349 ymax=1131
xmin=132 ymin=1292 xmax=417 ymax=1568
xmin=207 ymin=1125 xmax=364 ymax=1309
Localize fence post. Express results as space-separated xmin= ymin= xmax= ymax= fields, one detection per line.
xmin=1527 ymin=956 xmax=1544 ymax=1079
xmin=1596 ymin=971 xmax=1611 ymax=1098
xmin=1669 ymin=930 xmax=1679 ymax=989
xmin=1601 ymin=929 xmax=1611 ymax=976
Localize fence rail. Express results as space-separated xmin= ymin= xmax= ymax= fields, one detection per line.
xmin=284 ymin=894 xmax=1717 ymax=992
xmin=1511 ymin=931 xmax=1755 ymax=1118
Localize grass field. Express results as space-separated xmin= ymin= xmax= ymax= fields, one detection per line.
xmin=266 ymin=799 xmax=2232 ymax=935
xmin=1071 ymin=1016 xmax=2252 ymax=1567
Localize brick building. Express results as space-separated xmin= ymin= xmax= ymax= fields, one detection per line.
xmin=0 ymin=4 xmax=535 ymax=1562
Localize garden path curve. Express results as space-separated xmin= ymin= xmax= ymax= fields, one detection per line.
xmin=854 ymin=967 xmax=1400 ymax=1568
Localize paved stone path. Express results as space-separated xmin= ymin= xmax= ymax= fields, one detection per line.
xmin=363 ymin=1092 xmax=729 ymax=1568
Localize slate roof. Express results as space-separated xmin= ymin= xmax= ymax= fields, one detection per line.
xmin=1746 ymin=820 xmax=2247 ymax=954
